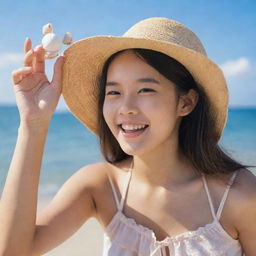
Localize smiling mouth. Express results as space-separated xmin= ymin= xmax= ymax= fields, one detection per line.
xmin=118 ymin=125 xmax=149 ymax=132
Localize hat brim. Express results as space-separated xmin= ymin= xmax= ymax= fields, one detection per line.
xmin=62 ymin=36 xmax=228 ymax=140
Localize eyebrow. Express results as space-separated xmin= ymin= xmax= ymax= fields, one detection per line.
xmin=106 ymin=77 xmax=160 ymax=87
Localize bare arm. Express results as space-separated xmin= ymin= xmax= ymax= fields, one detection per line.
xmin=234 ymin=170 xmax=256 ymax=256
xmin=0 ymin=37 xmax=65 ymax=255
xmin=0 ymin=37 xmax=99 ymax=256
xmin=0 ymin=122 xmax=49 ymax=255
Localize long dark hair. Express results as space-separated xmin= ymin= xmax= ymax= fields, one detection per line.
xmin=96 ymin=48 xmax=254 ymax=181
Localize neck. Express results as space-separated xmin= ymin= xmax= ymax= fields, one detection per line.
xmin=127 ymin=137 xmax=199 ymax=188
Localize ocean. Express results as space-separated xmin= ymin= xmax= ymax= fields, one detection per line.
xmin=0 ymin=105 xmax=256 ymax=201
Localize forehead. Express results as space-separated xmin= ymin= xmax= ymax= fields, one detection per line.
xmin=105 ymin=50 xmax=176 ymax=91
xmin=109 ymin=50 xmax=144 ymax=66
xmin=107 ymin=50 xmax=160 ymax=77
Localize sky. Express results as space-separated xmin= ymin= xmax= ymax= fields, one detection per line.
xmin=0 ymin=0 xmax=255 ymax=111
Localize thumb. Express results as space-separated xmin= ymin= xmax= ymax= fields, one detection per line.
xmin=51 ymin=55 xmax=64 ymax=90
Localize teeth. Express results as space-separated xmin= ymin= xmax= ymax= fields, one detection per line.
xmin=121 ymin=124 xmax=147 ymax=130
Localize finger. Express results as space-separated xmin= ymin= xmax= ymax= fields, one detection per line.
xmin=34 ymin=45 xmax=45 ymax=73
xmin=24 ymin=37 xmax=32 ymax=54
xmin=23 ymin=48 xmax=34 ymax=67
xmin=51 ymin=56 xmax=64 ymax=90
xmin=12 ymin=66 xmax=33 ymax=84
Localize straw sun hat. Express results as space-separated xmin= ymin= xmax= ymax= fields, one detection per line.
xmin=62 ymin=17 xmax=228 ymax=140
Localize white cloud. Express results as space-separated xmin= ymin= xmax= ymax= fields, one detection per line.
xmin=0 ymin=52 xmax=23 ymax=69
xmin=220 ymin=57 xmax=252 ymax=78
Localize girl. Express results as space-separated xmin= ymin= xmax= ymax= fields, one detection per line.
xmin=1 ymin=17 xmax=256 ymax=256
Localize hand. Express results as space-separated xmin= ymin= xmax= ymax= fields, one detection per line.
xmin=11 ymin=38 xmax=64 ymax=124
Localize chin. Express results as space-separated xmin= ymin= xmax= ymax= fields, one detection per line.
xmin=118 ymin=140 xmax=157 ymax=157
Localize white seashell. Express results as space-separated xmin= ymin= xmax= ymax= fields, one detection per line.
xmin=62 ymin=32 xmax=73 ymax=45
xmin=45 ymin=51 xmax=59 ymax=59
xmin=42 ymin=33 xmax=62 ymax=52
xmin=42 ymin=23 xmax=53 ymax=34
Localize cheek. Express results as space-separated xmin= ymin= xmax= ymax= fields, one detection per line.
xmin=149 ymin=98 xmax=178 ymax=131
xmin=103 ymin=100 xmax=120 ymax=136
xmin=103 ymin=101 xmax=112 ymax=126
xmin=145 ymin=97 xmax=172 ymax=116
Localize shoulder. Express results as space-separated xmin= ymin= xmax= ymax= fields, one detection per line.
xmin=231 ymin=168 xmax=256 ymax=251
xmin=78 ymin=160 xmax=125 ymax=182
xmin=225 ymin=168 xmax=256 ymax=217
xmin=77 ymin=159 xmax=131 ymax=224
xmin=71 ymin=162 xmax=111 ymax=218
xmin=79 ymin=158 xmax=132 ymax=181
xmin=229 ymin=167 xmax=256 ymax=254
xmin=210 ymin=167 xmax=256 ymax=198
xmin=76 ymin=162 xmax=110 ymax=191
xmin=232 ymin=168 xmax=256 ymax=203
xmin=77 ymin=159 xmax=130 ymax=198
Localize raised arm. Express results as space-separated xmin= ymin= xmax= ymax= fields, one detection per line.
xmin=0 ymin=38 xmax=99 ymax=256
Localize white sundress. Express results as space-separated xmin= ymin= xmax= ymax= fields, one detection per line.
xmin=102 ymin=166 xmax=243 ymax=256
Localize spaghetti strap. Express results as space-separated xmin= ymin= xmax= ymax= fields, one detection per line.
xmin=201 ymin=174 xmax=216 ymax=220
xmin=216 ymin=170 xmax=238 ymax=220
xmin=106 ymin=159 xmax=134 ymax=211
xmin=119 ymin=164 xmax=133 ymax=211
xmin=202 ymin=170 xmax=239 ymax=221
xmin=107 ymin=172 xmax=121 ymax=210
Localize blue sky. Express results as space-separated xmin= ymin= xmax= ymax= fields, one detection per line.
xmin=0 ymin=0 xmax=255 ymax=111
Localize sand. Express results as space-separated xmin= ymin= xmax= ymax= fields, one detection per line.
xmin=38 ymin=198 xmax=104 ymax=256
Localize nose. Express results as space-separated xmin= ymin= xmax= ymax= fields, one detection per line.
xmin=118 ymin=95 xmax=139 ymax=116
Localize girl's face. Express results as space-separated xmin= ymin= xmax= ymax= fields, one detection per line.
xmin=103 ymin=50 xmax=187 ymax=156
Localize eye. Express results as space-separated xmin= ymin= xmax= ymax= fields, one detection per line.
xmin=139 ymin=88 xmax=155 ymax=93
xmin=105 ymin=91 xmax=120 ymax=95
xmin=105 ymin=88 xmax=155 ymax=96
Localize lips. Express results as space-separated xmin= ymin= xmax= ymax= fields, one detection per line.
xmin=118 ymin=124 xmax=149 ymax=138
xmin=118 ymin=124 xmax=149 ymax=132
xmin=118 ymin=122 xmax=149 ymax=126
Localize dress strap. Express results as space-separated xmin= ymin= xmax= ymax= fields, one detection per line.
xmin=106 ymin=159 xmax=134 ymax=211
xmin=216 ymin=170 xmax=238 ymax=220
xmin=201 ymin=174 xmax=216 ymax=220
xmin=201 ymin=170 xmax=239 ymax=221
